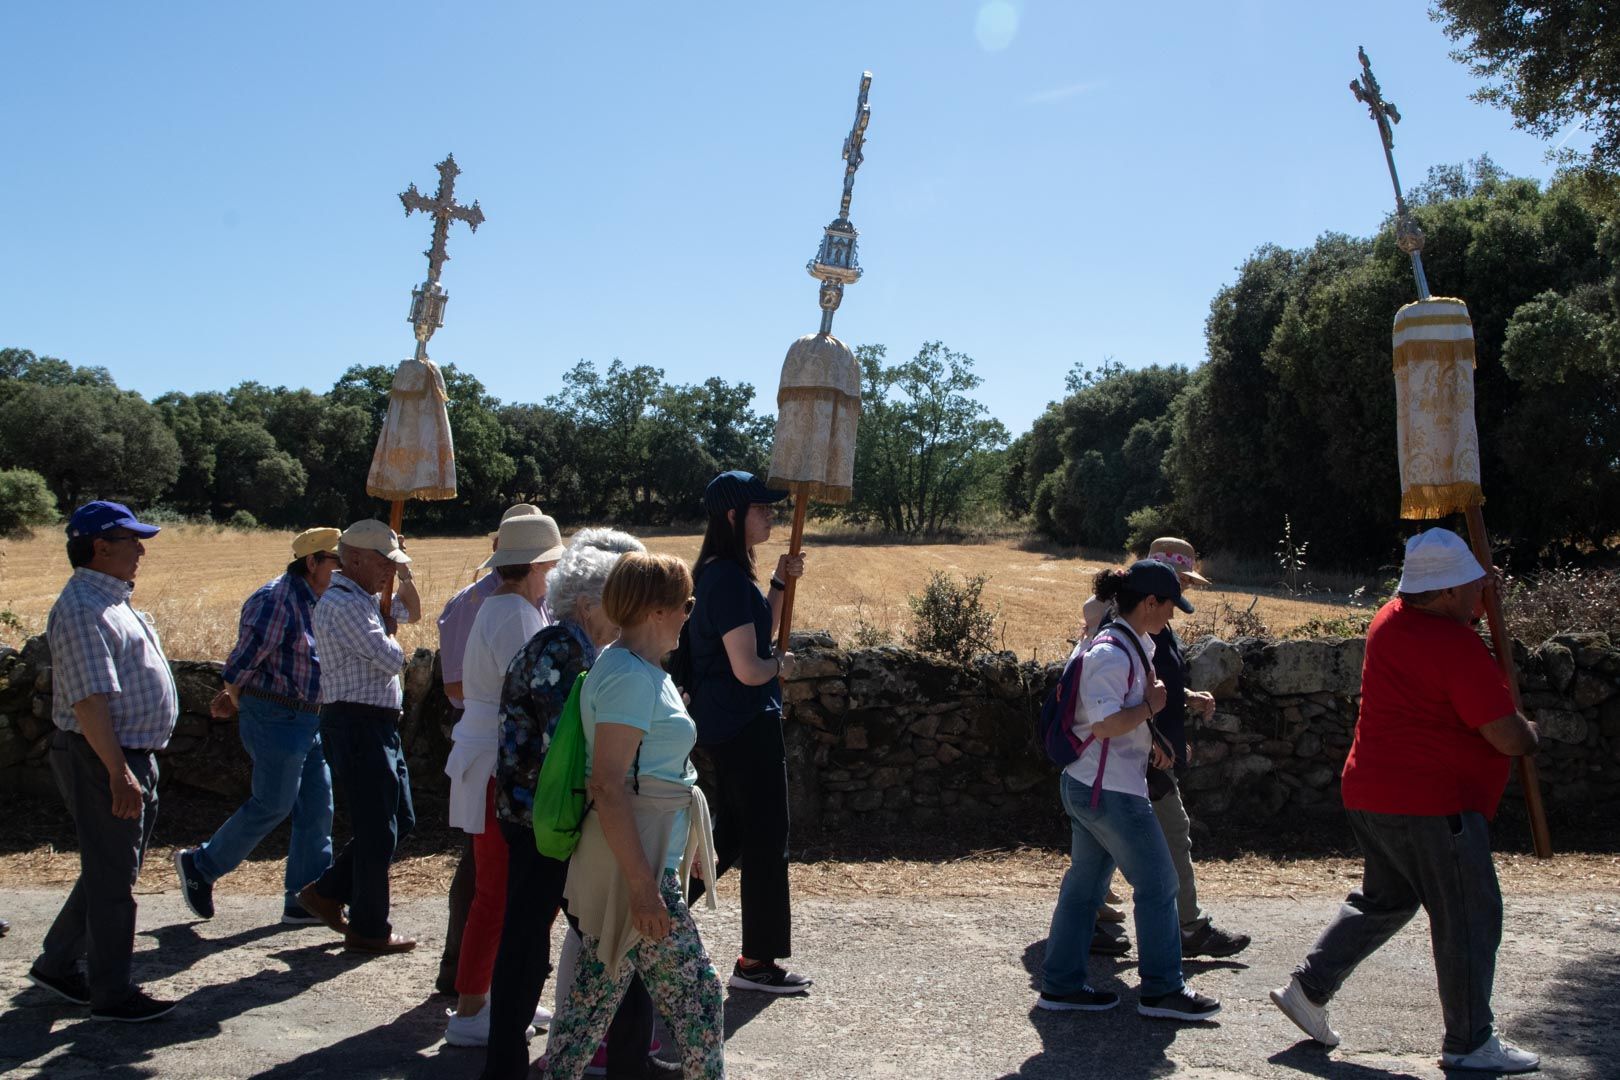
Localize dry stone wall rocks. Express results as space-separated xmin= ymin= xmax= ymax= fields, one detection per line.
xmin=2 ymin=628 xmax=1617 ymax=843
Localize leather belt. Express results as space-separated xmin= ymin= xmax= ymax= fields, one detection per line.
xmin=241 ymin=685 xmax=321 ymax=714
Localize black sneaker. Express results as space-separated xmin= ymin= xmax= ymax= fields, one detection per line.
xmin=1138 ymin=987 xmax=1221 ymax=1021
xmin=1182 ymin=923 xmax=1250 ymax=958
xmin=1036 ymin=986 xmax=1121 ymax=1012
xmin=1090 ymin=925 xmax=1131 ymax=956
xmin=27 ymin=965 xmax=91 ymax=1005
xmin=91 ymin=989 xmax=178 ymax=1023
xmin=728 ymin=960 xmax=812 ymax=995
xmin=174 ymin=848 xmax=214 ymax=920
xmin=280 ymin=902 xmax=325 ymax=926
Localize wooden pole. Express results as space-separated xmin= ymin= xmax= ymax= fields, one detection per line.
xmin=380 ymin=498 xmax=405 ymax=628
xmin=1462 ymin=504 xmax=1553 ymax=858
xmin=776 ymin=494 xmax=808 ymax=651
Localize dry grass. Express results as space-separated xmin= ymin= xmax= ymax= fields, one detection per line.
xmin=0 ymin=524 xmax=1362 ymax=663
xmin=4 ymin=841 xmax=1615 ymax=903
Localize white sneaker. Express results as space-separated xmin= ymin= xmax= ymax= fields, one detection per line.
xmin=444 ymin=1005 xmax=491 ymax=1047
xmin=533 ymin=1003 xmax=553 ymax=1028
xmin=1441 ymin=1033 xmax=1540 ymax=1074
xmin=1269 ymin=977 xmax=1341 ymax=1047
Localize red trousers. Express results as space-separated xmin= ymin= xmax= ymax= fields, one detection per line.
xmin=455 ymin=779 xmax=509 ymax=996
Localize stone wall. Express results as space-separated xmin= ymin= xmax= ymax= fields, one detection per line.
xmin=3 ymin=629 xmax=1616 ymax=840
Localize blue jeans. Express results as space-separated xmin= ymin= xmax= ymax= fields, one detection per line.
xmin=194 ymin=694 xmax=333 ymax=907
xmin=1042 ymin=773 xmax=1184 ymax=999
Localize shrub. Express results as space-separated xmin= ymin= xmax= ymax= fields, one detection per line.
xmin=1178 ymin=598 xmax=1271 ymax=645
xmin=1502 ymin=566 xmax=1620 ymax=644
xmin=227 ymin=509 xmax=260 ymax=530
xmin=1124 ymin=505 xmax=1179 ymax=557
xmin=0 ymin=468 xmax=58 ymax=534
xmin=906 ymin=571 xmax=998 ymax=664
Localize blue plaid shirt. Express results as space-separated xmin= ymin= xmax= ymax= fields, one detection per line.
xmin=47 ymin=567 xmax=178 ymax=749
xmin=221 ymin=572 xmax=321 ymax=704
xmin=313 ymin=572 xmax=406 ymax=709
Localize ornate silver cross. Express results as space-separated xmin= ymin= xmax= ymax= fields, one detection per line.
xmin=808 ymin=72 xmax=874 ymax=336
xmin=399 ymin=154 xmax=485 ymax=355
xmin=1350 ymin=48 xmax=1429 ymax=297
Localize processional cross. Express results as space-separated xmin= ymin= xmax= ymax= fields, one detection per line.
xmin=808 ymin=71 xmax=873 ymax=335
xmin=399 ymin=154 xmax=486 ymax=360
xmin=1350 ymin=47 xmax=1429 ymax=298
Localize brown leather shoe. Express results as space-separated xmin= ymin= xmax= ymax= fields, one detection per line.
xmin=295 ymin=884 xmax=348 ymax=934
xmin=344 ymin=932 xmax=417 ymax=955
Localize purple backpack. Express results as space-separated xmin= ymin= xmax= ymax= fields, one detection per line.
xmin=1036 ymin=628 xmax=1140 ymax=806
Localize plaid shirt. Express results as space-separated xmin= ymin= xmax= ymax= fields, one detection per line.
xmin=47 ymin=567 xmax=178 ymax=749
xmin=221 ymin=572 xmax=321 ymax=704
xmin=313 ymin=572 xmax=406 ymax=710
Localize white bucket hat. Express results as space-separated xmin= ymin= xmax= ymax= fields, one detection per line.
xmin=1397 ymin=528 xmax=1485 ymax=593
xmin=481 ymin=513 xmax=565 ymax=569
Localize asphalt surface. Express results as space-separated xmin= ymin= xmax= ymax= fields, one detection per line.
xmin=0 ymin=886 xmax=1614 ymax=1078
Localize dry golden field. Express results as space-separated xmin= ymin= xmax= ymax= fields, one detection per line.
xmin=0 ymin=523 xmax=1361 ymax=662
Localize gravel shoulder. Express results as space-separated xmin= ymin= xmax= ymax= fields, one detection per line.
xmin=2 ymin=881 xmax=1616 ymax=1079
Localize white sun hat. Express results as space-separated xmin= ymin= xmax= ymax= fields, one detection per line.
xmin=1397 ymin=528 xmax=1485 ymax=593
xmin=481 ymin=513 xmax=566 ymax=569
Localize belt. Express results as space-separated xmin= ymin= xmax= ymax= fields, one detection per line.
xmin=241 ymin=685 xmax=321 ymax=714
xmin=321 ymin=700 xmax=403 ymax=724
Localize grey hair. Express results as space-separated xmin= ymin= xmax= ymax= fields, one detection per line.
xmin=546 ymin=528 xmax=646 ymax=622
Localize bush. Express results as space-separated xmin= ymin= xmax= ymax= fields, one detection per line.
xmin=0 ymin=468 xmax=58 ymax=534
xmin=227 ymin=509 xmax=260 ymax=530
xmin=1502 ymin=566 xmax=1620 ymax=644
xmin=1124 ymin=505 xmax=1179 ymax=557
xmin=906 ymin=571 xmax=998 ymax=664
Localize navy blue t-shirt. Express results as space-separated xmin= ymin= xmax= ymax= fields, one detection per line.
xmin=1149 ymin=625 xmax=1189 ymax=771
xmin=687 ymin=559 xmax=781 ymax=745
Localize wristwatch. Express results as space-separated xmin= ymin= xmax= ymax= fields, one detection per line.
xmin=769 ymin=577 xmax=786 ymax=592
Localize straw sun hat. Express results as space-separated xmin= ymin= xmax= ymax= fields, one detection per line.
xmin=480 ymin=513 xmax=566 ymax=569
xmin=1147 ymin=537 xmax=1210 ymax=587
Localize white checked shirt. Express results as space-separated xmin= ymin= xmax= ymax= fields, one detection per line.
xmin=313 ymin=572 xmax=407 ymax=709
xmin=47 ymin=567 xmax=178 ymax=749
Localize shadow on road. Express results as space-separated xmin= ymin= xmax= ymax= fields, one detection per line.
xmin=722 ymin=988 xmax=788 ymax=1040
xmin=2 ymin=939 xmax=366 ymax=1079
xmin=248 ymin=996 xmax=451 ymax=1080
xmin=1511 ymin=940 xmax=1620 ymax=1076
xmin=1266 ymin=1043 xmax=1426 ymax=1079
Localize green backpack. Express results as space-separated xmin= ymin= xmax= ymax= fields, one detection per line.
xmin=532 ymin=671 xmax=591 ymax=860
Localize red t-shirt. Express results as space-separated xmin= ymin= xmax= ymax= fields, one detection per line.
xmin=1341 ymin=599 xmax=1516 ymax=819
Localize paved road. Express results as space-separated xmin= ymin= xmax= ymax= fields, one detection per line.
xmin=0 ymin=887 xmax=1614 ymax=1078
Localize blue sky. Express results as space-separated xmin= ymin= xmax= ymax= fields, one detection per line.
xmin=2 ymin=2 xmax=1584 ymax=437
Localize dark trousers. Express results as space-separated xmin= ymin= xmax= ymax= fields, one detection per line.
xmin=697 ymin=711 xmax=793 ymax=961
xmin=439 ymin=832 xmax=476 ymax=986
xmin=482 ymin=822 xmax=655 ymax=1080
xmin=37 ymin=731 xmax=159 ymax=1009
xmin=1295 ymin=808 xmax=1502 ymax=1056
xmin=311 ymin=703 xmax=415 ymax=939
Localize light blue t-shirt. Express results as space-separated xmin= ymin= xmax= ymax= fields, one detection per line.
xmin=580 ymin=643 xmax=698 ymax=869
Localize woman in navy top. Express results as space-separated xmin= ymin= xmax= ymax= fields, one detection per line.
xmin=684 ymin=471 xmax=811 ymax=994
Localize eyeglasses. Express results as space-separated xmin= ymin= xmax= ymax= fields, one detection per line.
xmin=100 ymin=533 xmax=141 ymax=544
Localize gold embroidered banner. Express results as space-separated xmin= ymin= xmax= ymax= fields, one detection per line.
xmin=767 ymin=333 xmax=862 ymax=504
xmin=1392 ymin=297 xmax=1482 ymax=519
xmin=367 ymin=357 xmax=458 ymax=502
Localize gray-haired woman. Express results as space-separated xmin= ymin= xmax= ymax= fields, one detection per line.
xmin=481 ymin=529 xmax=670 ymax=1080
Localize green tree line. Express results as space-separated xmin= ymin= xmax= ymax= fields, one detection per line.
xmin=1010 ymin=158 xmax=1620 ymax=566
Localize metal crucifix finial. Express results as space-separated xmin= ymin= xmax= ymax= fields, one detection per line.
xmin=807 ymin=71 xmax=874 ymax=336
xmin=1350 ymin=47 xmax=1430 ymax=298
xmin=400 ymin=154 xmax=486 ymax=358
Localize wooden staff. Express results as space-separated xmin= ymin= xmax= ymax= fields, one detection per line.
xmin=379 ymin=498 xmax=405 ymax=626
xmin=1464 ymin=505 xmax=1553 ymax=858
xmin=777 ymin=495 xmax=808 ymax=650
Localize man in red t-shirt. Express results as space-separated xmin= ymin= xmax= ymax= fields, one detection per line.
xmin=1269 ymin=529 xmax=1542 ymax=1075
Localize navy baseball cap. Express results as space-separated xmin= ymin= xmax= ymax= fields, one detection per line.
xmin=1124 ymin=559 xmax=1194 ymax=613
xmin=66 ymin=501 xmax=161 ymax=540
xmin=701 ymin=470 xmax=790 ymax=516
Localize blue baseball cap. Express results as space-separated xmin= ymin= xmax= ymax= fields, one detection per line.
xmin=701 ymin=470 xmax=790 ymax=516
xmin=66 ymin=501 xmax=161 ymax=540
xmin=1125 ymin=559 xmax=1194 ymax=614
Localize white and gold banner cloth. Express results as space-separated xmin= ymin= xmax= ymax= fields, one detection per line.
xmin=767 ymin=332 xmax=862 ymax=505
xmin=1392 ymin=297 xmax=1482 ymax=519
xmin=367 ymin=356 xmax=458 ymax=502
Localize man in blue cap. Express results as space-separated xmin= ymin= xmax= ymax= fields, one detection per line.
xmin=27 ymin=501 xmax=179 ymax=1022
